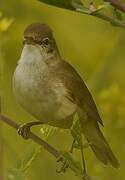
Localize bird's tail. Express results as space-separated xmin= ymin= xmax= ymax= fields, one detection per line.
xmin=79 ymin=113 xmax=119 ymax=168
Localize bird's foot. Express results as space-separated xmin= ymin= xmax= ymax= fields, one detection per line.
xmin=18 ymin=123 xmax=30 ymax=139
xmin=56 ymin=155 xmax=69 ymax=173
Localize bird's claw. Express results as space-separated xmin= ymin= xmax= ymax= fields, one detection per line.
xmin=18 ymin=123 xmax=30 ymax=139
xmin=56 ymin=155 xmax=69 ymax=173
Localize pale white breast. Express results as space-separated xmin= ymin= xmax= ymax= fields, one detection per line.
xmin=13 ymin=45 xmax=50 ymax=119
xmin=13 ymin=44 xmax=77 ymax=124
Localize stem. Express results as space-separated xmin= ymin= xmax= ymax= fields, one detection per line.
xmin=105 ymin=0 xmax=125 ymax=13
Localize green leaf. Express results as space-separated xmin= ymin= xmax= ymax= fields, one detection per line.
xmin=113 ymin=9 xmax=122 ymax=21
xmin=38 ymin=0 xmax=83 ymax=10
xmin=40 ymin=124 xmax=58 ymax=140
xmin=20 ymin=145 xmax=41 ymax=173
xmin=89 ymin=3 xmax=111 ymax=14
xmin=7 ymin=125 xmax=58 ymax=179
xmin=71 ymin=113 xmax=82 ymax=146
xmin=7 ymin=144 xmax=41 ymax=179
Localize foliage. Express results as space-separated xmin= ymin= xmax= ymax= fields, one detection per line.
xmin=6 ymin=144 xmax=41 ymax=180
xmin=38 ymin=0 xmax=125 ymax=29
xmin=38 ymin=0 xmax=83 ymax=10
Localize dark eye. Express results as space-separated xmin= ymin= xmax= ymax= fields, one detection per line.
xmin=42 ymin=38 xmax=49 ymax=45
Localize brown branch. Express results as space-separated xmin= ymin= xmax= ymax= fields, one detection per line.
xmin=105 ymin=0 xmax=125 ymax=13
xmin=0 ymin=114 xmax=60 ymax=158
xmin=77 ymin=8 xmax=125 ymax=29
xmin=92 ymin=11 xmax=125 ymax=27
xmin=0 ymin=114 xmax=91 ymax=179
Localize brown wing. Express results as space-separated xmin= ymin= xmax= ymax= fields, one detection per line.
xmin=52 ymin=60 xmax=103 ymax=126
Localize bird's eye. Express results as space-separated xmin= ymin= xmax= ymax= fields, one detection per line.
xmin=42 ymin=38 xmax=49 ymax=45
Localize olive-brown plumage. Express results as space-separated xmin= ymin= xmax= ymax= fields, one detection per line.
xmin=24 ymin=23 xmax=53 ymax=43
xmin=13 ymin=23 xmax=119 ymax=168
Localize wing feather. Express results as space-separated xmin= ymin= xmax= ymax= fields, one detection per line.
xmin=51 ymin=60 xmax=103 ymax=126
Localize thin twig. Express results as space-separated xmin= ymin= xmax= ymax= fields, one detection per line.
xmin=105 ymin=0 xmax=125 ymax=13
xmin=0 ymin=114 xmax=60 ymax=158
xmin=77 ymin=8 xmax=125 ymax=29
xmin=93 ymin=11 xmax=125 ymax=27
xmin=0 ymin=114 xmax=90 ymax=179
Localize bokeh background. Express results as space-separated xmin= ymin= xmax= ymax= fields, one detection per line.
xmin=0 ymin=0 xmax=125 ymax=179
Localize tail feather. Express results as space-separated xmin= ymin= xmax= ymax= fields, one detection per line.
xmin=79 ymin=115 xmax=119 ymax=168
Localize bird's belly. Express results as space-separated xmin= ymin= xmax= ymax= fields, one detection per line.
xmin=13 ymin=66 xmax=77 ymax=124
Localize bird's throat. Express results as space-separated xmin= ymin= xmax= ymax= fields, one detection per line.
xmin=19 ymin=44 xmax=59 ymax=66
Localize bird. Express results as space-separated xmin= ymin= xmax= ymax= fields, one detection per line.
xmin=13 ymin=23 xmax=119 ymax=169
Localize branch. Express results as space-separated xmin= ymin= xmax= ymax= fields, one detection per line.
xmin=0 ymin=114 xmax=60 ymax=158
xmin=105 ymin=0 xmax=125 ymax=13
xmin=76 ymin=8 xmax=125 ymax=29
xmin=0 ymin=114 xmax=89 ymax=179
xmin=38 ymin=0 xmax=125 ymax=30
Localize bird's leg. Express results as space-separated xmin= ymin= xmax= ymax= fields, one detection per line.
xmin=18 ymin=121 xmax=43 ymax=139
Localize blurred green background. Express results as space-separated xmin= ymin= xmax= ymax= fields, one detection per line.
xmin=0 ymin=0 xmax=125 ymax=179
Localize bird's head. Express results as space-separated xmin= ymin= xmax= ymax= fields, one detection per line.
xmin=23 ymin=23 xmax=58 ymax=54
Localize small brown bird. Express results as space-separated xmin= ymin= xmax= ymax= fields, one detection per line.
xmin=13 ymin=23 xmax=119 ymax=168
